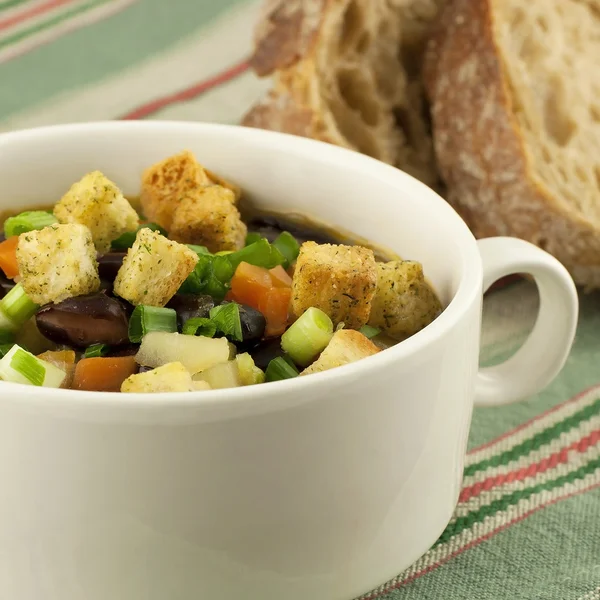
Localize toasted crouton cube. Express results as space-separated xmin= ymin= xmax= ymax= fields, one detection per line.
xmin=16 ymin=224 xmax=100 ymax=305
xmin=113 ymin=228 xmax=198 ymax=307
xmin=368 ymin=261 xmax=442 ymax=339
xmin=301 ymin=329 xmax=380 ymax=375
xmin=140 ymin=150 xmax=212 ymax=230
xmin=205 ymin=168 xmax=242 ymax=201
xmin=291 ymin=242 xmax=377 ymax=328
xmin=121 ymin=362 xmax=195 ymax=393
xmin=54 ymin=171 xmax=139 ymax=253
xmin=169 ymin=186 xmax=247 ymax=252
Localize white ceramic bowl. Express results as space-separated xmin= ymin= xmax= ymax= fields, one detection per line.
xmin=0 ymin=122 xmax=578 ymax=600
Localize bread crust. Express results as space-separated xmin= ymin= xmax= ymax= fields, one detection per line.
xmin=424 ymin=0 xmax=600 ymax=288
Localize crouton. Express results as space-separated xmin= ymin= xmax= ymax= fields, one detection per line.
xmin=140 ymin=150 xmax=212 ymax=230
xmin=205 ymin=168 xmax=242 ymax=201
xmin=368 ymin=261 xmax=442 ymax=339
xmin=54 ymin=171 xmax=139 ymax=254
xmin=301 ymin=329 xmax=380 ymax=375
xmin=169 ymin=185 xmax=247 ymax=252
xmin=121 ymin=362 xmax=195 ymax=393
xmin=291 ymin=242 xmax=377 ymax=329
xmin=16 ymin=224 xmax=100 ymax=305
xmin=113 ymin=228 xmax=198 ymax=307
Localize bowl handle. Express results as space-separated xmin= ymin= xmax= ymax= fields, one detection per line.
xmin=474 ymin=237 xmax=578 ymax=406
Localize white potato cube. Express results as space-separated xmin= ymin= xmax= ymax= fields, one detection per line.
xmin=135 ymin=331 xmax=230 ymax=374
xmin=121 ymin=362 xmax=193 ymax=393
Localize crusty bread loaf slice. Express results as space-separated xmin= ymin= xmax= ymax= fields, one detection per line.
xmin=424 ymin=0 xmax=600 ymax=288
xmin=242 ymin=0 xmax=447 ymax=190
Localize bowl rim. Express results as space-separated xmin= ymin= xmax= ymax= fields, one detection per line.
xmin=0 ymin=120 xmax=482 ymax=410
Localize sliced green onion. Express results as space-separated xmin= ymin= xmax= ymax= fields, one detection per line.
xmin=272 ymin=231 xmax=300 ymax=268
xmin=281 ymin=307 xmax=333 ymax=367
xmin=84 ymin=343 xmax=110 ymax=358
xmin=0 ymin=343 xmax=14 ymax=358
xmin=186 ymin=244 xmax=211 ymax=256
xmin=209 ymin=302 xmax=243 ymax=342
xmin=0 ymin=284 xmax=39 ymax=329
xmin=359 ymin=325 xmax=381 ymax=339
xmin=236 ymin=352 xmax=265 ymax=385
xmin=265 ymin=356 xmax=299 ymax=382
xmin=3 ymin=211 xmax=57 ymax=237
xmin=182 ymin=317 xmax=217 ymax=338
xmin=215 ymin=250 xmax=234 ymax=256
xmin=111 ymin=223 xmax=167 ymax=250
xmin=228 ymin=238 xmax=285 ymax=270
xmin=245 ymin=232 xmax=262 ymax=246
xmin=0 ymin=344 xmax=65 ymax=387
xmin=212 ymin=255 xmax=235 ymax=282
xmin=128 ymin=305 xmax=177 ymax=343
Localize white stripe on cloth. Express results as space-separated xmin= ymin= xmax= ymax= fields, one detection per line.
xmin=466 ymin=386 xmax=600 ymax=467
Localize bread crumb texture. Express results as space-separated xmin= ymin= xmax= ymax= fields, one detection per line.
xmin=425 ymin=0 xmax=600 ymax=287
xmin=292 ymin=241 xmax=377 ymax=328
xmin=54 ymin=171 xmax=139 ymax=254
xmin=113 ymin=228 xmax=198 ymax=307
xmin=169 ymin=185 xmax=247 ymax=252
xmin=16 ymin=223 xmax=100 ymax=305
xmin=369 ymin=260 xmax=442 ymax=338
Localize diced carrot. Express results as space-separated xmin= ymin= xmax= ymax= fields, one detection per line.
xmin=0 ymin=236 xmax=19 ymax=279
xmin=269 ymin=265 xmax=292 ymax=288
xmin=259 ymin=287 xmax=292 ymax=337
xmin=72 ymin=356 xmax=138 ymax=392
xmin=230 ymin=262 xmax=273 ymax=308
xmin=38 ymin=350 xmax=76 ymax=389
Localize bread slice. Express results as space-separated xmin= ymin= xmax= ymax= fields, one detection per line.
xmin=242 ymin=0 xmax=448 ymax=190
xmin=424 ymin=0 xmax=600 ymax=288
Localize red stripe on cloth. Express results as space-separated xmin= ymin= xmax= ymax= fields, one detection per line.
xmin=0 ymin=0 xmax=75 ymax=32
xmin=460 ymin=428 xmax=600 ymax=502
xmin=363 ymin=480 xmax=600 ymax=599
xmin=468 ymin=384 xmax=600 ymax=455
xmin=120 ymin=59 xmax=250 ymax=120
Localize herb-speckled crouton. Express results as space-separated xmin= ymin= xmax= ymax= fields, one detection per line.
xmin=16 ymin=224 xmax=100 ymax=305
xmin=113 ymin=228 xmax=198 ymax=307
xmin=291 ymin=242 xmax=377 ymax=328
xmin=121 ymin=362 xmax=196 ymax=393
xmin=205 ymin=168 xmax=242 ymax=201
xmin=301 ymin=329 xmax=380 ymax=375
xmin=54 ymin=171 xmax=139 ymax=253
xmin=368 ymin=261 xmax=442 ymax=339
xmin=169 ymin=185 xmax=247 ymax=252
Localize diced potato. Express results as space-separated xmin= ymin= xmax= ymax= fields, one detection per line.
xmin=113 ymin=228 xmax=198 ymax=307
xmin=169 ymin=185 xmax=247 ymax=252
xmin=37 ymin=349 xmax=76 ymax=388
xmin=301 ymin=329 xmax=380 ymax=375
xmin=140 ymin=150 xmax=212 ymax=231
xmin=368 ymin=261 xmax=442 ymax=339
xmin=54 ymin=171 xmax=139 ymax=253
xmin=16 ymin=223 xmax=100 ymax=305
xmin=121 ymin=362 xmax=193 ymax=393
xmin=192 ymin=380 xmax=212 ymax=391
xmin=291 ymin=242 xmax=377 ymax=329
xmin=235 ymin=352 xmax=265 ymax=385
xmin=135 ymin=331 xmax=230 ymax=374
xmin=193 ymin=360 xmax=241 ymax=389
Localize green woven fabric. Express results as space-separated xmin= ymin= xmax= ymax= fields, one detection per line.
xmin=1 ymin=2 xmax=598 ymax=598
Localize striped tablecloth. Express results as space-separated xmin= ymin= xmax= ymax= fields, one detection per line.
xmin=1 ymin=1 xmax=599 ymax=598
